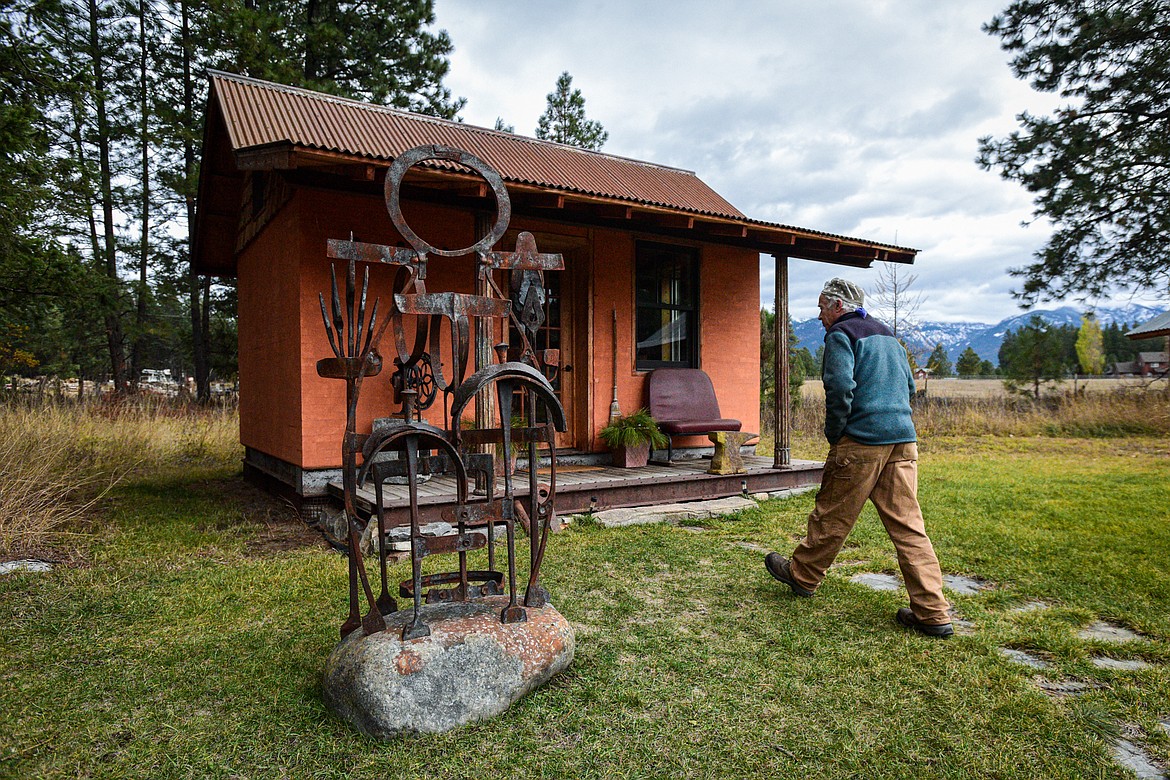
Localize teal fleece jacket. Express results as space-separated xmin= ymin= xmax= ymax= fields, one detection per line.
xmin=821 ymin=311 xmax=917 ymax=445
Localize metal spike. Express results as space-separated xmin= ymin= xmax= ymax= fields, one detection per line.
xmin=355 ymin=267 xmax=370 ymax=351
xmin=320 ymin=293 xmax=340 ymax=357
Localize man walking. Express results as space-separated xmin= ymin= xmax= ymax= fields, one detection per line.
xmin=765 ymin=278 xmax=953 ymax=638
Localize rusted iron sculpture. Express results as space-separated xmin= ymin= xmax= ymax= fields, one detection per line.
xmin=317 ymin=145 xmax=567 ymax=640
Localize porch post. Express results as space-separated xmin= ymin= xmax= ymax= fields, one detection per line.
xmin=773 ymin=254 xmax=791 ymax=468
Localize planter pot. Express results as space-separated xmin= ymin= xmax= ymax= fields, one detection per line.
xmin=612 ymin=442 xmax=650 ymax=468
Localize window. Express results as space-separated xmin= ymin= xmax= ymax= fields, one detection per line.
xmin=635 ymin=242 xmax=698 ymax=370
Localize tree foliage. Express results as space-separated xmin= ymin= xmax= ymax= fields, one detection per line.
xmin=536 ymin=71 xmax=608 ymax=150
xmin=760 ymin=308 xmax=807 ymax=415
xmin=956 ymin=347 xmax=983 ymax=377
xmin=926 ymin=344 xmax=953 ymax=378
xmin=998 ymin=315 xmax=1076 ymax=396
xmin=979 ymin=0 xmax=1170 ymax=303
xmin=0 ymin=0 xmax=464 ymax=395
xmin=1075 ymin=313 xmax=1105 ymax=374
xmin=867 ymin=263 xmax=923 ymax=341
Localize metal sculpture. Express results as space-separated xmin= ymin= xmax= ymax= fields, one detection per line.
xmin=317 ymin=144 xmax=567 ymax=640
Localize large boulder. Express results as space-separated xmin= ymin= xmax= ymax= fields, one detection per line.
xmin=322 ymin=596 xmax=574 ymax=737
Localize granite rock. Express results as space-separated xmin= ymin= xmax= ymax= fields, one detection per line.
xmin=323 ymin=596 xmax=574 ymax=737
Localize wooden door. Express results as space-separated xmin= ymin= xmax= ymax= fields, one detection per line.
xmin=504 ymin=230 xmax=586 ymax=451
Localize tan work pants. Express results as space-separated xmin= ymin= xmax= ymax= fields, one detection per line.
xmin=789 ymin=437 xmax=951 ymax=625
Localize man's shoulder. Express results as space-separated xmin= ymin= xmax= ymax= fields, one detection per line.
xmin=829 ymin=313 xmax=895 ymax=341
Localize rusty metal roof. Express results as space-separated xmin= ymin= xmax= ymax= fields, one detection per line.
xmin=210 ymin=70 xmax=747 ymax=219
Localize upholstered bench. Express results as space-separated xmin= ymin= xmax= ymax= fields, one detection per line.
xmin=648 ymin=368 xmax=742 ymax=463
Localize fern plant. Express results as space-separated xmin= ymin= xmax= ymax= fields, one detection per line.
xmin=599 ymin=408 xmax=668 ymax=450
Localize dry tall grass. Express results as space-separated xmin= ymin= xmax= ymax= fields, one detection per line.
xmin=761 ymin=382 xmax=1170 ymax=459
xmin=0 ymin=397 xmax=241 ymax=556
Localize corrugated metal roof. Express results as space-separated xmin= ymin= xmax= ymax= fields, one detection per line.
xmin=209 ymin=70 xmax=747 ymax=219
xmin=1127 ymin=309 xmax=1170 ymax=339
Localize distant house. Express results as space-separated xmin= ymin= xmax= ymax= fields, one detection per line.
xmin=1137 ymin=351 xmax=1168 ymax=377
xmin=1107 ymin=361 xmax=1140 ymax=377
xmin=191 ymin=71 xmax=919 ymax=504
xmin=913 ymin=367 xmax=933 ymax=381
xmin=1124 ymin=312 xmax=1170 ymax=378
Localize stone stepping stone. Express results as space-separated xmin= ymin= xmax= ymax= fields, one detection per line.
xmin=733 ymin=541 xmax=770 ymax=553
xmin=942 ymin=574 xmax=990 ymax=595
xmin=828 ymin=559 xmax=870 ymax=570
xmin=1091 ymin=657 xmax=1152 ymax=671
xmin=679 ymin=525 xmax=711 ymax=533
xmin=1078 ymin=620 xmax=1146 ymax=643
xmin=768 ymin=486 xmax=817 ymax=500
xmin=999 ymin=648 xmax=1050 ymax=669
xmin=0 ymin=560 xmax=53 ymax=575
xmin=851 ymin=572 xmax=900 ymax=592
xmin=594 ymin=496 xmax=756 ymax=528
xmin=1159 ymin=719 xmax=1170 ymax=736
xmin=1032 ymin=676 xmax=1101 ymax=698
xmin=953 ymin=617 xmax=976 ymax=635
xmin=1010 ymin=600 xmax=1051 ymax=613
xmin=1110 ymin=737 xmax=1166 ymax=780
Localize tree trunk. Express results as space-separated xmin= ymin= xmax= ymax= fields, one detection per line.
xmin=131 ymin=0 xmax=151 ymax=391
xmin=180 ymin=0 xmax=210 ymax=402
xmin=88 ymin=0 xmax=127 ymax=393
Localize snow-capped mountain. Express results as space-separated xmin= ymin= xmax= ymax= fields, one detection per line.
xmin=792 ymin=304 xmax=1164 ymax=364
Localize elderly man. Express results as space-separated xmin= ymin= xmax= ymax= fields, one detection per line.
xmin=765 ymin=278 xmax=953 ymax=638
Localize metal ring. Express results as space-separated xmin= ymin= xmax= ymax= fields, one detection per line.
xmin=384 ymin=144 xmax=511 ymax=258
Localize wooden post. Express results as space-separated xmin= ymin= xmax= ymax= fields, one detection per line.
xmin=773 ymin=254 xmax=790 ymax=468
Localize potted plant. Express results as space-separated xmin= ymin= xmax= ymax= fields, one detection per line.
xmin=599 ymin=408 xmax=668 ymax=468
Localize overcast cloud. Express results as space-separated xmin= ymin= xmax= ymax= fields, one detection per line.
xmin=433 ymin=0 xmax=1162 ymax=323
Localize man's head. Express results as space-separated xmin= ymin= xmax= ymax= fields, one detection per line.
xmin=817 ymin=277 xmax=864 ymax=330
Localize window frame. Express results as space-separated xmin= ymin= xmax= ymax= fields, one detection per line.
xmin=634 ymin=241 xmax=700 ymax=372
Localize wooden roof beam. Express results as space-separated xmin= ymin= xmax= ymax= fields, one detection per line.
xmin=636 ymin=210 xmax=694 ymax=230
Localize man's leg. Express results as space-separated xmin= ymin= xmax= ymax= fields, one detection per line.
xmin=788 ymin=438 xmax=886 ymax=592
xmin=869 ymin=442 xmax=951 ymax=625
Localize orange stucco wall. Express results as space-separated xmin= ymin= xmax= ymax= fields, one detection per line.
xmin=239 ymin=185 xmax=761 ymax=473
xmin=238 ymin=187 xmax=481 ymax=469
xmin=238 ymin=201 xmax=302 ymax=464
xmin=588 ymin=231 xmax=760 ymax=451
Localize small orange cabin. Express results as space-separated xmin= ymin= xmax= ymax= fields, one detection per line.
xmin=192 ymin=71 xmax=917 ymax=502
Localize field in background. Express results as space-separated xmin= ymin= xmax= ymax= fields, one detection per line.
xmin=801 ymin=376 xmax=1169 ymax=400
xmin=759 ymin=378 xmax=1170 ymax=461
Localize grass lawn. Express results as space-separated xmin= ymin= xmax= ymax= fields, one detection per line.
xmin=2 ymin=436 xmax=1168 ymax=779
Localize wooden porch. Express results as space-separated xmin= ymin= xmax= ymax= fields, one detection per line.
xmin=330 ymin=455 xmax=823 ymax=526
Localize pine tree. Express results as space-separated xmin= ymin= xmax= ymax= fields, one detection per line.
xmin=999 ymin=316 xmax=1068 ymax=397
xmin=955 ymin=347 xmax=982 ymax=377
xmin=926 ymin=344 xmax=953 ymax=378
xmin=536 ymin=72 xmax=608 ymax=150
xmin=980 ymin=1 xmax=1170 ymax=302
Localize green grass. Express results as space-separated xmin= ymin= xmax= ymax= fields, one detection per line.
xmin=2 ymin=438 xmax=1169 ymax=779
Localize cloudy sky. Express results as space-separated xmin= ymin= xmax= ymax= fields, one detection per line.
xmin=432 ymin=0 xmax=1157 ymax=324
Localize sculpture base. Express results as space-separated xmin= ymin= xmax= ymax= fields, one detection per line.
xmin=322 ymin=596 xmax=574 ymax=737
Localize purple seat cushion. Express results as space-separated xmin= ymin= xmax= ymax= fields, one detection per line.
xmin=648 ymin=368 xmax=741 ymax=434
xmin=658 ymin=418 xmax=742 ymax=435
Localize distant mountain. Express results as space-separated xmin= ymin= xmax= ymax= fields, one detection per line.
xmin=792 ymin=304 xmax=1164 ymax=365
